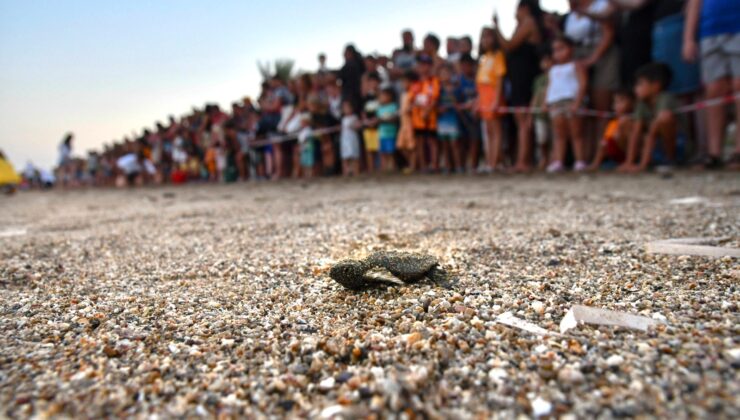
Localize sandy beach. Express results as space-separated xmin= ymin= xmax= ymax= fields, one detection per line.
xmin=1 ymin=173 xmax=738 ymax=418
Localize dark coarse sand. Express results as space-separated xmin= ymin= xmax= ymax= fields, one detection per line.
xmin=1 ymin=173 xmax=738 ymax=418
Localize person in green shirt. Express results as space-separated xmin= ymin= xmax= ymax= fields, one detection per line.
xmin=619 ymin=63 xmax=680 ymax=172
xmin=377 ymin=87 xmax=400 ymax=172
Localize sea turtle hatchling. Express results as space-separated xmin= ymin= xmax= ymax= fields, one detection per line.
xmin=329 ymin=251 xmax=452 ymax=290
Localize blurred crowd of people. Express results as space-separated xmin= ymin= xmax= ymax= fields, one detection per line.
xmin=37 ymin=0 xmax=739 ymax=189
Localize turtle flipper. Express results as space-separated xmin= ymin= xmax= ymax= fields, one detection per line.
xmin=427 ymin=265 xmax=455 ymax=290
xmin=363 ymin=267 xmax=405 ymax=286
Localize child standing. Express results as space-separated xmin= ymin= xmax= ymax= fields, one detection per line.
xmin=589 ymin=89 xmax=636 ymax=170
xmin=297 ymin=115 xmax=316 ymax=179
xmin=362 ymin=72 xmax=382 ymax=173
xmin=544 ymin=36 xmax=588 ymax=173
xmin=410 ymin=55 xmax=441 ymax=172
xmin=376 ymin=87 xmax=399 ymax=172
xmin=476 ymin=27 xmax=507 ymax=172
xmin=340 ymin=101 xmax=362 ymax=176
xmin=454 ymin=53 xmax=480 ymax=173
xmin=396 ymin=71 xmax=419 ymax=173
xmin=437 ymin=64 xmax=463 ymax=173
xmin=530 ymin=53 xmax=552 ymax=170
xmin=618 ymin=63 xmax=681 ymax=172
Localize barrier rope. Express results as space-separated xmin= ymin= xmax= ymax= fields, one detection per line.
xmin=246 ymin=93 xmax=740 ymax=149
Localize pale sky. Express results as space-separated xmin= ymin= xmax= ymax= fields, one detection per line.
xmin=0 ymin=0 xmax=569 ymax=170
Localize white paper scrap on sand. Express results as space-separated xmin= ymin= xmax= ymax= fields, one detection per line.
xmin=0 ymin=228 xmax=27 ymax=238
xmin=560 ymin=305 xmax=662 ymax=334
xmin=496 ymin=312 xmax=557 ymax=336
xmin=669 ymin=196 xmax=708 ymax=205
xmin=646 ymin=237 xmax=740 ymax=258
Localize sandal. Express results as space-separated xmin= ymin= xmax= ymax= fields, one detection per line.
xmin=702 ymin=155 xmax=724 ymax=170
xmin=727 ymin=152 xmax=740 ymax=170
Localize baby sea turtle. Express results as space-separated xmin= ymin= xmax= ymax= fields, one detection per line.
xmin=329 ymin=251 xmax=452 ymax=290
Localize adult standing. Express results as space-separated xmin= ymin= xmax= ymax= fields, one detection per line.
xmin=57 ymin=133 xmax=74 ymax=186
xmin=683 ymin=0 xmax=740 ymax=168
xmin=338 ymin=44 xmax=366 ymax=117
xmin=494 ymin=0 xmax=545 ymax=172
xmin=392 ymin=30 xmax=417 ymax=77
xmin=565 ymin=0 xmax=619 ymax=156
xmin=580 ymin=1 xmax=698 ymax=94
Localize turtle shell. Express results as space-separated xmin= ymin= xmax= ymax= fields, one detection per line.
xmin=365 ymin=251 xmax=438 ymax=282
xmin=329 ymin=260 xmax=371 ymax=290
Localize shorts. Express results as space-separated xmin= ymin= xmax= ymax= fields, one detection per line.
xmin=602 ymin=138 xmax=625 ymax=162
xmin=363 ymin=129 xmax=380 ymax=152
xmin=300 ymin=142 xmax=315 ymax=168
xmin=534 ymin=118 xmax=549 ymax=146
xmin=437 ymin=120 xmax=460 ymax=141
xmin=576 ymin=45 xmax=620 ymax=91
xmin=652 ymin=14 xmax=700 ymax=94
xmin=458 ymin=112 xmax=480 ymax=141
xmin=380 ymin=137 xmax=396 ymax=154
xmin=126 ymin=171 xmax=140 ymax=184
xmin=414 ymin=129 xmax=437 ymax=142
xmin=700 ymin=33 xmax=740 ymax=84
xmin=548 ymin=100 xmax=575 ymax=119
xmin=477 ymin=84 xmax=504 ymax=121
xmin=652 ymin=133 xmax=687 ymax=165
xmin=248 ymin=148 xmax=264 ymax=165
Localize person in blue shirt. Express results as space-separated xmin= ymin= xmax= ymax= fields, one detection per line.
xmin=437 ymin=64 xmax=463 ymax=173
xmin=683 ymin=0 xmax=740 ymax=169
xmin=454 ymin=54 xmax=481 ymax=172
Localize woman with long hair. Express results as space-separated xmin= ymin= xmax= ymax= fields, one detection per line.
xmin=494 ymin=0 xmax=545 ymax=172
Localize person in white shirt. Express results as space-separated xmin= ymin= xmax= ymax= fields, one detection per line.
xmin=339 ymin=101 xmax=362 ymax=176
xmin=116 ymin=152 xmax=156 ymax=186
xmin=545 ymin=36 xmax=589 ymax=173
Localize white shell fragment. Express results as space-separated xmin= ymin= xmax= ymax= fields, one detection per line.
xmin=645 ymin=237 xmax=740 ymax=258
xmin=496 ymin=312 xmax=557 ymax=336
xmin=560 ymin=305 xmax=663 ymax=334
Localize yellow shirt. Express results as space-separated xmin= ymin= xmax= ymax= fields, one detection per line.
xmin=476 ymin=51 xmax=507 ymax=86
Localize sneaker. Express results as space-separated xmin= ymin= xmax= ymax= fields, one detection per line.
xmin=574 ymin=161 xmax=588 ymax=172
xmin=547 ymin=161 xmax=564 ymax=173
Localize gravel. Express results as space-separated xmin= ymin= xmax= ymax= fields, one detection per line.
xmin=0 ymin=173 xmax=738 ymax=418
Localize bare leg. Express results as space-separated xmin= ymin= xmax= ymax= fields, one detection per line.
xmin=468 ymin=137 xmax=480 ymax=171
xmin=589 ymin=88 xmax=613 ymax=161
xmin=428 ymin=136 xmax=440 ymax=171
xmin=568 ymin=115 xmax=586 ymax=163
xmin=451 ymin=140 xmax=462 ymax=172
xmin=636 ymin=112 xmax=677 ymax=171
xmin=589 ymin=142 xmax=607 ymax=171
xmin=273 ymin=145 xmax=284 ymax=180
xmin=550 ymin=116 xmax=569 ymax=165
xmin=415 ymin=132 xmax=427 ymax=171
xmin=705 ymin=78 xmax=730 ymax=159
xmin=485 ymin=119 xmax=502 ymax=169
xmin=514 ymin=113 xmax=532 ymax=171
xmin=491 ymin=119 xmax=503 ymax=169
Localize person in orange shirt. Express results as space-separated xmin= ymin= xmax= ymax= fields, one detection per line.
xmin=476 ymin=27 xmax=507 ymax=172
xmin=589 ymin=89 xmax=635 ymax=170
xmin=410 ymin=54 xmax=441 ymax=172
